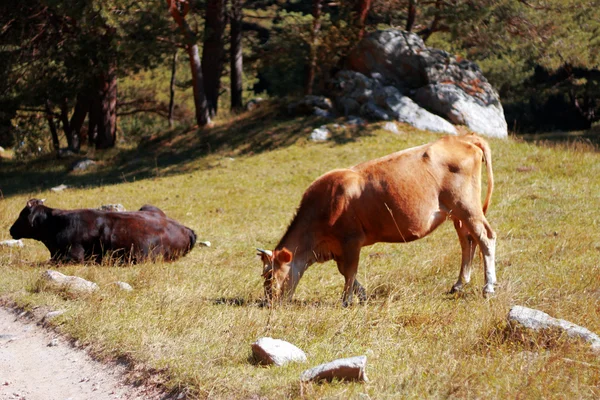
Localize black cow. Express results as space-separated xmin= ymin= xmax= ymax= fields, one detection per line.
xmin=9 ymin=199 xmax=197 ymax=263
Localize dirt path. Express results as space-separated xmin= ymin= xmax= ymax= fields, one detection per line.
xmin=0 ymin=307 xmax=166 ymax=400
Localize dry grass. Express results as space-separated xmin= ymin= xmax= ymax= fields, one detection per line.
xmin=1 ymin=119 xmax=599 ymax=399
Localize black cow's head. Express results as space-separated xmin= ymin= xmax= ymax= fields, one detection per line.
xmin=10 ymin=199 xmax=48 ymax=240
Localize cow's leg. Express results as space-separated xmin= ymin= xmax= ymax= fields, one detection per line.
xmin=337 ymin=243 xmax=362 ymax=307
xmin=448 ymin=198 xmax=496 ymax=296
xmin=462 ymin=216 xmax=496 ymax=295
xmin=353 ymin=279 xmax=367 ymax=303
xmin=450 ymin=219 xmax=477 ymax=293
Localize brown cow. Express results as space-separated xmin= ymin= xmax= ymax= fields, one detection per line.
xmin=258 ymin=134 xmax=496 ymax=306
xmin=9 ymin=199 xmax=196 ymax=263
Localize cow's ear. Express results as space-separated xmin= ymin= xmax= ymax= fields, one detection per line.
xmin=276 ymin=248 xmax=293 ymax=264
xmin=28 ymin=207 xmax=47 ymax=227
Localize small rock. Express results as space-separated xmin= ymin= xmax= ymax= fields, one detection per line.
xmin=251 ymin=337 xmax=307 ymax=366
xmin=382 ymin=121 xmax=401 ymax=134
xmin=71 ymin=158 xmax=96 ymax=171
xmin=98 ymin=204 xmax=126 ymax=212
xmin=115 ymin=281 xmax=133 ymax=291
xmin=0 ymin=239 xmax=24 ymax=248
xmin=508 ymin=305 xmax=600 ymax=351
xmin=51 ymin=184 xmax=68 ymax=192
xmin=345 ymin=116 xmax=367 ymax=126
xmin=300 ymin=355 xmax=368 ymax=383
xmin=43 ymin=310 xmax=66 ymax=322
xmin=314 ymin=107 xmax=336 ymax=119
xmin=48 ymin=338 xmax=59 ymax=347
xmin=198 ymin=241 xmax=211 ymax=247
xmin=310 ymin=126 xmax=331 ymax=142
xmin=41 ymin=270 xmax=99 ymax=294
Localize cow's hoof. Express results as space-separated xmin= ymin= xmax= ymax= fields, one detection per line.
xmin=482 ymin=284 xmax=495 ymax=297
xmin=450 ymin=283 xmax=463 ymax=294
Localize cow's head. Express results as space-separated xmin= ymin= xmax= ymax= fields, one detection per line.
xmin=257 ymin=247 xmax=293 ymax=302
xmin=10 ymin=199 xmax=47 ymax=240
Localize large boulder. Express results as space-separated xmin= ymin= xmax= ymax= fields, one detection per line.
xmin=336 ymin=29 xmax=507 ymax=138
xmin=332 ymin=70 xmax=456 ymax=135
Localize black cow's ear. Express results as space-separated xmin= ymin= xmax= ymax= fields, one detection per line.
xmin=28 ymin=207 xmax=47 ymax=227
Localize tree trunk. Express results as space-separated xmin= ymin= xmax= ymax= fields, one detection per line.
xmin=44 ymin=100 xmax=60 ymax=153
xmin=355 ymin=0 xmax=372 ymax=40
xmin=168 ymin=50 xmax=178 ymax=127
xmin=406 ymin=0 xmax=417 ymax=32
xmin=94 ymin=63 xmax=117 ymax=149
xmin=306 ymin=0 xmax=322 ymax=95
xmin=202 ymin=0 xmax=226 ymax=117
xmin=59 ymin=98 xmax=73 ymax=150
xmin=230 ymin=0 xmax=243 ymax=112
xmin=167 ymin=0 xmax=211 ymax=126
xmin=68 ymin=93 xmax=89 ymax=152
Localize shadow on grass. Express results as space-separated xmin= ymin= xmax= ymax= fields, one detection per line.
xmin=0 ymin=104 xmax=374 ymax=198
xmin=518 ymin=127 xmax=600 ymax=151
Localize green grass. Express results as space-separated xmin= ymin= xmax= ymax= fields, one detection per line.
xmin=1 ymin=113 xmax=599 ymax=399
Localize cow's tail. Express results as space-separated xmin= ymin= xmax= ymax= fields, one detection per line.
xmin=463 ymin=134 xmax=494 ymax=215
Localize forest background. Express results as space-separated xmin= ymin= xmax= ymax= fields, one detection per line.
xmin=0 ymin=0 xmax=599 ymax=157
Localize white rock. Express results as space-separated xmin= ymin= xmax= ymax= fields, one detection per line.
xmin=382 ymin=122 xmax=401 ymax=134
xmin=251 ymin=337 xmax=307 ymax=366
xmin=115 ymin=281 xmax=133 ymax=291
xmin=41 ymin=270 xmax=99 ymax=294
xmin=98 ymin=204 xmax=126 ymax=212
xmin=51 ymin=184 xmax=68 ymax=192
xmin=198 ymin=241 xmax=211 ymax=247
xmin=0 ymin=240 xmax=24 ymax=248
xmin=508 ymin=305 xmax=600 ymax=351
xmin=300 ymin=355 xmax=368 ymax=383
xmin=310 ymin=126 xmax=331 ymax=142
xmin=42 ymin=310 xmax=66 ymax=323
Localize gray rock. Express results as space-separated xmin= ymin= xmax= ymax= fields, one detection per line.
xmin=98 ymin=204 xmax=126 ymax=212
xmin=384 ymin=93 xmax=457 ymax=134
xmin=300 ymin=355 xmax=368 ymax=383
xmin=382 ymin=122 xmax=401 ymax=134
xmin=0 ymin=239 xmax=24 ymax=248
xmin=336 ymin=97 xmax=361 ymax=116
xmin=310 ymin=126 xmax=331 ymax=142
xmin=508 ymin=305 xmax=600 ymax=351
xmin=43 ymin=310 xmax=66 ymax=322
xmin=47 ymin=338 xmax=59 ymax=347
xmin=51 ymin=184 xmax=68 ymax=192
xmin=415 ymin=84 xmax=507 ymax=138
xmin=115 ymin=281 xmax=133 ymax=291
xmin=332 ymin=71 xmax=456 ymax=135
xmin=360 ymin=102 xmax=391 ymax=121
xmin=41 ymin=270 xmax=99 ymax=294
xmin=289 ymin=95 xmax=334 ymax=116
xmin=345 ymin=116 xmax=367 ymax=126
xmin=251 ymin=337 xmax=307 ymax=366
xmin=71 ymin=158 xmax=96 ymax=171
xmin=314 ymin=107 xmax=336 ymax=119
xmin=338 ymin=29 xmax=507 ymax=138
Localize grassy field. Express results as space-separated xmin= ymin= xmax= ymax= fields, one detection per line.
xmin=1 ymin=112 xmax=599 ymax=399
